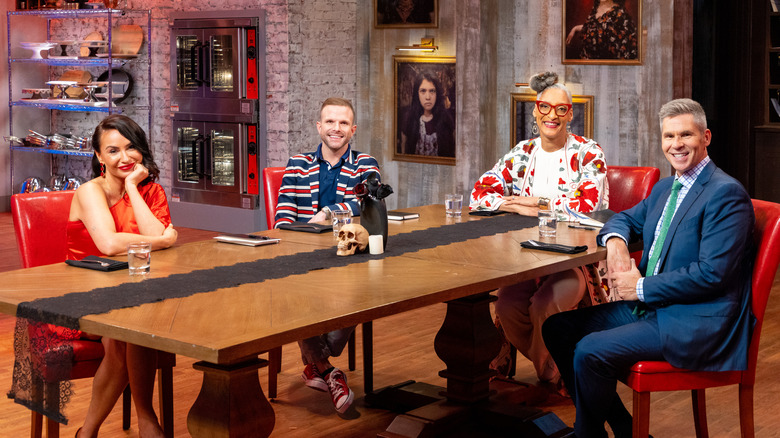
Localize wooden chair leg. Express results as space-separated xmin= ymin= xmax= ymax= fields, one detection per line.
xmin=43 ymin=382 xmax=60 ymax=438
xmin=632 ymin=390 xmax=651 ymax=438
xmin=158 ymin=366 xmax=174 ymax=438
xmin=362 ymin=321 xmax=373 ymax=393
xmin=122 ymin=385 xmax=131 ymax=430
xmin=738 ymin=384 xmax=755 ymax=438
xmin=348 ymin=330 xmax=356 ymax=371
xmin=508 ymin=344 xmax=518 ymax=378
xmin=692 ymin=389 xmax=709 ymax=438
xmin=267 ymin=347 xmax=282 ymax=399
xmin=45 ymin=417 xmax=59 ymax=438
xmin=30 ymin=411 xmax=42 ymax=438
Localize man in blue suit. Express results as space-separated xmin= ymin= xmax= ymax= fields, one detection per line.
xmin=542 ymin=98 xmax=755 ymax=438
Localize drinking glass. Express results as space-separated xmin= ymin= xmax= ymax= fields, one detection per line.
xmin=538 ymin=210 xmax=557 ymax=238
xmin=331 ymin=209 xmax=352 ymax=237
xmin=127 ymin=242 xmax=151 ymax=275
xmin=445 ymin=194 xmax=463 ymax=217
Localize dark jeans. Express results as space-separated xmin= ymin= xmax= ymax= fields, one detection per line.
xmin=542 ymin=300 xmax=665 ymax=438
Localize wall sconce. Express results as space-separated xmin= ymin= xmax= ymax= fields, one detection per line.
xmin=396 ymin=37 xmax=438 ymax=52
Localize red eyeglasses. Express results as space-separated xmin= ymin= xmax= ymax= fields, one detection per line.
xmin=536 ymin=100 xmax=572 ymax=117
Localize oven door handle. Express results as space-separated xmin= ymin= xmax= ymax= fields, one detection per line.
xmin=201 ymin=134 xmax=212 ymax=178
xmin=191 ymin=41 xmax=211 ymax=86
xmin=192 ymin=134 xmax=206 ymax=178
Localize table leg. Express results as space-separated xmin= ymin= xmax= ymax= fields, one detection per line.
xmin=187 ymin=357 xmax=275 ymax=438
xmin=434 ymin=292 xmax=502 ymax=403
xmin=379 ymin=292 xmax=574 ymax=437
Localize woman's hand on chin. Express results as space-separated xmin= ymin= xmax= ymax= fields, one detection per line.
xmin=125 ymin=163 xmax=149 ymax=187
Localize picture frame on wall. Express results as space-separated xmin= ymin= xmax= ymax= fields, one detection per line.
xmin=375 ymin=0 xmax=438 ymax=28
xmin=393 ymin=55 xmax=456 ymax=165
xmin=510 ymin=92 xmax=594 ymax=149
xmin=562 ymin=0 xmax=642 ymax=65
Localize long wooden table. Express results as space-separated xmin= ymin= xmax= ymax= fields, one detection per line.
xmin=0 ymin=204 xmax=607 ymax=437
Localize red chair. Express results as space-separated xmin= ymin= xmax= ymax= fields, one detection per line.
xmin=606 ymin=166 xmax=661 ymax=213
xmin=623 ymin=199 xmax=780 ymax=437
xmin=262 ymin=167 xmax=375 ymax=393
xmin=506 ymin=166 xmax=661 ymax=378
xmin=11 ymin=191 xmax=175 ymax=438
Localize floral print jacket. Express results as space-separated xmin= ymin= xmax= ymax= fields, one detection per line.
xmin=470 ymin=133 xmax=609 ymax=222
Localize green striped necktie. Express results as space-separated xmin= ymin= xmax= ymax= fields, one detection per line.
xmin=645 ymin=179 xmax=683 ymax=276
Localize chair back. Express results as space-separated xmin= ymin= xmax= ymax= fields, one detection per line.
xmin=263 ymin=167 xmax=285 ymax=229
xmin=11 ymin=191 xmax=75 ymax=268
xmin=606 ymin=166 xmax=660 ymax=213
xmin=743 ymin=199 xmax=780 ymax=384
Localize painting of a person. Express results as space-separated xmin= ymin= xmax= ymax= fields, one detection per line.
xmin=399 ymin=72 xmax=455 ymax=158
xmin=566 ymin=0 xmax=638 ymax=60
xmin=376 ymin=0 xmax=436 ymax=26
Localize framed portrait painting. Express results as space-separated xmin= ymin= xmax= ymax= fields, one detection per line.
xmin=375 ymin=0 xmax=438 ymax=28
xmin=510 ymin=92 xmax=594 ymax=149
xmin=562 ymin=0 xmax=642 ymax=64
xmin=393 ymin=55 xmax=456 ymax=165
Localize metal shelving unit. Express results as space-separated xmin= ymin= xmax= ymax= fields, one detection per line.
xmin=5 ymin=7 xmax=151 ymax=191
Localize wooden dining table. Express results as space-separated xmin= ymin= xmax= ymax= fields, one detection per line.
xmin=0 ymin=204 xmax=610 ymax=437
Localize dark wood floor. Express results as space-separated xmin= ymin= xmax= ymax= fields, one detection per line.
xmin=0 ymin=211 xmax=778 ymax=437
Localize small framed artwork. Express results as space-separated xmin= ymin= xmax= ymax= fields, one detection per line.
xmin=510 ymin=92 xmax=594 ymax=149
xmin=375 ymin=0 xmax=438 ymax=28
xmin=393 ymin=55 xmax=456 ymax=165
xmin=562 ymin=0 xmax=642 ymax=65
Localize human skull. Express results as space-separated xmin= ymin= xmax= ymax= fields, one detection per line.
xmin=337 ymin=224 xmax=369 ymax=256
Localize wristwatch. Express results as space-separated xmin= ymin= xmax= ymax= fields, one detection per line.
xmin=321 ymin=206 xmax=332 ymax=220
xmin=537 ymin=197 xmax=550 ymax=209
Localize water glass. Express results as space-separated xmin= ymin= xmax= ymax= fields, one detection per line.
xmin=538 ymin=210 xmax=557 ymax=238
xmin=445 ymin=194 xmax=463 ymax=217
xmin=127 ymin=242 xmax=151 ymax=275
xmin=331 ymin=209 xmax=352 ymax=237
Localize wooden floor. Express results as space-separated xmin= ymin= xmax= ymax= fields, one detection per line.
xmin=0 ymin=212 xmax=778 ymax=437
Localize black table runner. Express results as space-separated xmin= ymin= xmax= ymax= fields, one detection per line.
xmin=17 ymin=214 xmax=539 ymax=329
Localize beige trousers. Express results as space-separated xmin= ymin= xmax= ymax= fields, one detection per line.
xmin=494 ymin=268 xmax=586 ymax=383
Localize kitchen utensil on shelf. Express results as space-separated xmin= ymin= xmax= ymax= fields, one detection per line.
xmin=21 ymin=88 xmax=51 ymax=99
xmin=20 ymin=42 xmax=57 ymax=59
xmin=79 ymin=31 xmax=105 ymax=57
xmin=48 ymin=40 xmax=78 ymax=59
xmin=20 ymin=177 xmax=45 ymax=193
xmin=54 ymin=70 xmax=92 ymax=99
xmin=94 ymin=69 xmax=132 ymax=104
xmin=111 ymin=24 xmax=143 ymax=55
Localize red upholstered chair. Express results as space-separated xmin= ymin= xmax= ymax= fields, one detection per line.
xmin=11 ymin=191 xmax=175 ymax=438
xmin=606 ymin=166 xmax=661 ymax=213
xmin=623 ymin=199 xmax=780 ymax=438
xmin=506 ymin=166 xmax=661 ymax=378
xmin=262 ymin=167 xmax=375 ymax=393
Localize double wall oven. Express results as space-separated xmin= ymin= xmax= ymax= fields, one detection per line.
xmin=169 ymin=10 xmax=267 ymax=232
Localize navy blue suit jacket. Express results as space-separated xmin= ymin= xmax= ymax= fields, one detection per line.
xmin=598 ymin=161 xmax=754 ymax=371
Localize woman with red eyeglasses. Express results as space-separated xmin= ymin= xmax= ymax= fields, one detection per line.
xmin=469 ymin=72 xmax=609 ymax=395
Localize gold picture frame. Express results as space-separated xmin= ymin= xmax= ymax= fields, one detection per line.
xmin=562 ymin=0 xmax=642 ymax=65
xmin=393 ymin=55 xmax=456 ymax=165
xmin=375 ymin=0 xmax=438 ymax=28
xmin=510 ymin=92 xmax=594 ymax=149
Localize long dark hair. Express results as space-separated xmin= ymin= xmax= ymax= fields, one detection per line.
xmin=402 ymin=72 xmax=455 ymax=156
xmin=91 ymin=114 xmax=159 ymax=184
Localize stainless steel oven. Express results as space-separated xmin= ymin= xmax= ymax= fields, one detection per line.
xmin=169 ymin=10 xmax=267 ymax=232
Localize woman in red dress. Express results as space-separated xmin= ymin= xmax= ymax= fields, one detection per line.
xmin=68 ymin=114 xmax=177 ymax=438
